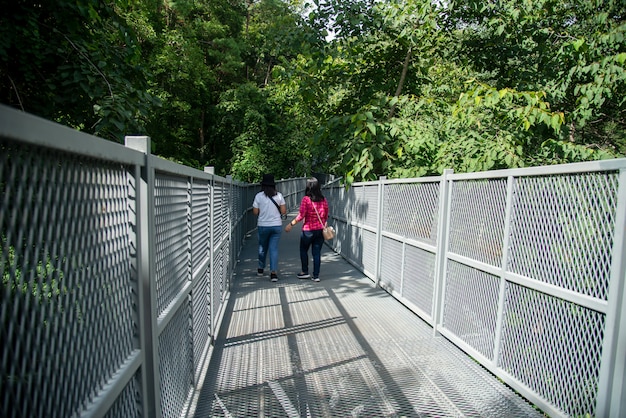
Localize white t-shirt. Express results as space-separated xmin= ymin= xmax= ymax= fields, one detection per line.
xmin=253 ymin=191 xmax=285 ymax=227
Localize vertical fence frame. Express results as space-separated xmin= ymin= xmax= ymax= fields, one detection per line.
xmin=125 ymin=136 xmax=162 ymax=417
xmin=374 ymin=176 xmax=386 ymax=288
xmin=596 ymin=168 xmax=626 ymax=417
xmin=432 ymin=169 xmax=453 ymax=334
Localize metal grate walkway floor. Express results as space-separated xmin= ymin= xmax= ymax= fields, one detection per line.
xmin=190 ymin=216 xmax=543 ymax=417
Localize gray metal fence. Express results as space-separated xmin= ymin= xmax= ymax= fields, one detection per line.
xmin=3 ymin=103 xmax=625 ymax=417
xmin=0 ymin=105 xmax=305 ymax=417
xmin=324 ymin=163 xmax=626 ymax=417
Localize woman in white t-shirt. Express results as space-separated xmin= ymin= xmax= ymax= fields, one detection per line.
xmin=252 ymin=174 xmax=286 ymax=282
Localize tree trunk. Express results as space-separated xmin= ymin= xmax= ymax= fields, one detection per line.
xmin=388 ymin=46 xmax=412 ymax=119
xmin=199 ymin=109 xmax=205 ymax=160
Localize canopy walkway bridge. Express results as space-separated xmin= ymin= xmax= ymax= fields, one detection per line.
xmin=188 ymin=221 xmax=541 ymax=417
xmin=1 ymin=105 xmax=625 ymax=417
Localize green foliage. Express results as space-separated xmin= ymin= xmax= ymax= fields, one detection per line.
xmin=298 ymin=0 xmax=622 ymax=184
xmin=216 ymin=82 xmax=313 ymax=182
xmin=448 ymin=0 xmax=626 ymax=155
xmin=1 ymin=235 xmax=76 ymax=323
xmin=0 ymin=0 xmax=622 ymax=182
xmin=0 ymin=0 xmax=155 ymax=142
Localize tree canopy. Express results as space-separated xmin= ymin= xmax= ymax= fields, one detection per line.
xmin=1 ymin=0 xmax=624 ymax=184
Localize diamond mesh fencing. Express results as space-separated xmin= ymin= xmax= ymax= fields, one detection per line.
xmin=448 ymin=178 xmax=507 ymax=266
xmin=499 ymin=283 xmax=605 ymax=415
xmin=104 ymin=375 xmax=142 ymax=418
xmin=384 ymin=181 xmax=440 ymax=245
xmin=508 ymin=173 xmax=618 ymax=299
xmin=191 ymin=178 xmax=209 ymax=274
xmin=154 ymin=172 xmax=190 ymax=315
xmin=326 ymin=165 xmax=626 ymax=417
xmin=158 ymin=303 xmax=194 ymax=418
xmin=192 ymin=266 xmax=210 ymax=373
xmin=325 ymin=183 xmax=380 ymax=280
xmin=402 ymin=244 xmax=436 ymax=318
xmin=443 ymin=260 xmax=500 ymax=359
xmin=380 ymin=237 xmax=403 ymax=293
xmin=1 ymin=139 xmax=140 ymax=417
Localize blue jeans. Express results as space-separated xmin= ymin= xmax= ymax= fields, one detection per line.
xmin=258 ymin=225 xmax=282 ymax=272
xmin=300 ymin=229 xmax=324 ymax=278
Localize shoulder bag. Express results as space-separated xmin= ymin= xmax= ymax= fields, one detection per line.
xmin=312 ymin=200 xmax=335 ymax=240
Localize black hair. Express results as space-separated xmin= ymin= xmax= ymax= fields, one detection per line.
xmin=305 ymin=177 xmax=325 ymax=202
xmin=262 ymin=184 xmax=277 ymax=197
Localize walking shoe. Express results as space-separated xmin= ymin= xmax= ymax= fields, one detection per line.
xmin=297 ymin=272 xmax=310 ymax=279
xmin=257 ymin=268 xmax=264 ymax=276
xmin=311 ymin=276 xmax=320 ymax=282
xmin=270 ymin=272 xmax=278 ymax=282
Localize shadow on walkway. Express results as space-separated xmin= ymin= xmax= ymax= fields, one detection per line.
xmin=189 ymin=214 xmax=542 ymax=417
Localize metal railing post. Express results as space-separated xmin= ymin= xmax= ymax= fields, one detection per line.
xmin=124 ymin=136 xmax=162 ymax=418
xmin=432 ymin=169 xmax=453 ymax=335
xmin=374 ymin=176 xmax=386 ymax=288
xmin=492 ymin=175 xmax=516 ymax=365
xmin=596 ymin=168 xmax=626 ymax=417
xmin=226 ymin=175 xmax=234 ymax=293
xmin=205 ymin=169 xmax=216 ymax=340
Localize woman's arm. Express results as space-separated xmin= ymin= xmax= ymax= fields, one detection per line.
xmin=285 ymin=197 xmax=307 ymax=232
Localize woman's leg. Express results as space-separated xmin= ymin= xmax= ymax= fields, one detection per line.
xmin=257 ymin=226 xmax=270 ymax=270
xmin=311 ymin=230 xmax=324 ymax=278
xmin=299 ymin=230 xmax=314 ymax=274
xmin=268 ymin=225 xmax=282 ymax=272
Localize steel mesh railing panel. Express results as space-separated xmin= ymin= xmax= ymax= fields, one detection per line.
xmin=154 ymin=173 xmax=190 ymax=315
xmin=344 ymin=185 xmax=358 ymax=223
xmin=348 ymin=184 xmax=378 ymax=228
xmin=508 ymin=173 xmax=618 ymax=300
xmin=340 ymin=223 xmax=356 ymax=268
xmin=442 ymin=260 xmax=500 ymax=359
xmin=104 ymin=374 xmax=142 ymax=418
xmin=334 ymin=220 xmax=377 ymax=279
xmin=499 ymin=283 xmax=605 ymax=416
xmin=277 ymin=178 xmax=302 ymax=211
xmin=213 ymin=181 xmax=227 ymax=240
xmin=384 ymin=182 xmax=439 ymax=245
xmin=193 ymin=265 xmax=210 ymax=372
xmin=232 ymin=182 xmax=242 ymax=224
xmin=448 ymin=179 xmax=507 ymax=267
xmin=212 ymin=244 xmax=227 ymax=330
xmin=159 ymin=303 xmax=194 ymax=418
xmin=402 ymin=244 xmax=436 ymax=318
xmin=326 ymin=185 xmax=346 ymax=222
xmin=1 ymin=141 xmax=138 ymax=417
xmin=362 ymin=229 xmax=378 ymax=277
xmin=380 ymin=237 xmax=403 ymax=292
xmin=191 ymin=179 xmax=209 ymax=274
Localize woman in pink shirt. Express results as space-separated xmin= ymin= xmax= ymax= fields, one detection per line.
xmin=285 ymin=177 xmax=328 ymax=282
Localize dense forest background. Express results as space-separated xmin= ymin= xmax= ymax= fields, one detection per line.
xmin=1 ymin=0 xmax=624 ymax=184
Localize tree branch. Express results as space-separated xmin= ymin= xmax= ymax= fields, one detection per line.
xmin=8 ymin=75 xmax=24 ymax=110
xmin=57 ymin=29 xmax=114 ymax=99
xmin=388 ymin=46 xmax=412 ymax=119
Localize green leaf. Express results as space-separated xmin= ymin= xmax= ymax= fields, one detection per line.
xmin=573 ymin=39 xmax=585 ymax=51
xmin=367 ymin=122 xmax=376 ymax=135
